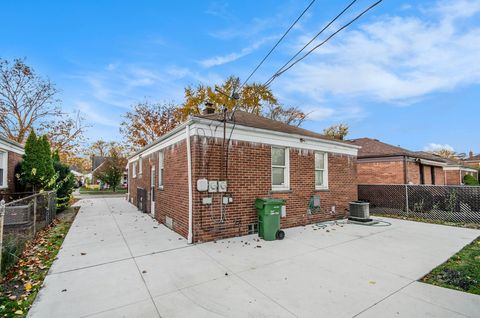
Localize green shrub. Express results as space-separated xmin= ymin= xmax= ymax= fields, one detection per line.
xmin=464 ymin=174 xmax=479 ymax=186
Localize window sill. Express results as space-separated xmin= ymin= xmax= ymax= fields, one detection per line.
xmin=270 ymin=189 xmax=292 ymax=194
xmin=158 ymin=186 xmax=164 ymax=191
xmin=315 ymin=187 xmax=329 ymax=192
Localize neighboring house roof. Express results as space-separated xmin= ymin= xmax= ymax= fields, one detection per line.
xmin=349 ymin=138 xmax=446 ymax=163
xmin=465 ymin=154 xmax=480 ymax=161
xmin=91 ymin=156 xmax=108 ymax=171
xmin=0 ymin=136 xmax=24 ymax=155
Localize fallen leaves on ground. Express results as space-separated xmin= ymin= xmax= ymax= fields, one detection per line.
xmin=0 ymin=208 xmax=77 ymax=318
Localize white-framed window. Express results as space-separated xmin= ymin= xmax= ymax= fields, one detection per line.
xmin=138 ymin=156 xmax=143 ymax=175
xmin=132 ymin=161 xmax=137 ymax=178
xmin=271 ymin=147 xmax=289 ymax=190
xmin=158 ymin=150 xmax=164 ymax=188
xmin=0 ymin=151 xmax=7 ymax=188
xmin=315 ymin=151 xmax=328 ymax=190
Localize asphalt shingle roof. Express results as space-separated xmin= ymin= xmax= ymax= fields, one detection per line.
xmin=348 ymin=138 xmax=447 ymax=162
xmin=195 ymin=110 xmax=349 ymax=144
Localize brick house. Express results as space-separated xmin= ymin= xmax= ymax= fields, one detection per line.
xmin=0 ymin=136 xmax=24 ymax=193
xmin=443 ymin=157 xmax=479 ymax=185
xmin=127 ymin=111 xmax=359 ymax=243
xmin=349 ymin=138 xmax=446 ymax=185
xmin=463 ymin=151 xmax=480 ymax=169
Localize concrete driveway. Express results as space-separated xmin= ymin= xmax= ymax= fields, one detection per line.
xmin=29 ymin=197 xmax=480 ymax=318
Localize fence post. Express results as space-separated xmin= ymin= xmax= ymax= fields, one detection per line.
xmin=0 ymin=199 xmax=5 ymax=277
xmin=33 ymin=195 xmax=37 ymax=236
xmin=405 ymin=184 xmax=409 ymax=217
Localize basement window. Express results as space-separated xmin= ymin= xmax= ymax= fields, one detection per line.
xmin=272 ymin=147 xmax=289 ymax=190
xmin=158 ymin=150 xmax=164 ymax=188
xmin=315 ymin=152 xmax=328 ymax=190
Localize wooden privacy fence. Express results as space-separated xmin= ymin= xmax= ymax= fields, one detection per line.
xmin=358 ymin=184 xmax=480 ymax=223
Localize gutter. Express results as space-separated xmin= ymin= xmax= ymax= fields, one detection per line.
xmin=191 ymin=116 xmax=361 ymax=151
xmin=185 ymin=124 xmax=193 ymax=244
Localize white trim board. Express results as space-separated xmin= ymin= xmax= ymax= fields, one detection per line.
xmin=444 ymin=166 xmax=478 ymax=172
xmin=0 ymin=139 xmax=24 ymax=155
xmin=190 ymin=120 xmax=358 ymax=156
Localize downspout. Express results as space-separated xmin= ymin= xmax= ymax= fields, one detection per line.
xmin=186 ymin=124 xmax=193 ymax=244
xmin=403 ymin=156 xmax=408 ymax=184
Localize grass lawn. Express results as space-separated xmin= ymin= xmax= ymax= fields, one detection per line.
xmin=422 ymin=236 xmax=480 ymax=295
xmin=0 ymin=207 xmax=77 ymax=317
xmin=79 ymin=187 xmax=127 ymax=195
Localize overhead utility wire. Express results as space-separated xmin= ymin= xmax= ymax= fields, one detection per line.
xmin=239 ymin=0 xmax=317 ymax=89
xmin=265 ymin=0 xmax=383 ymax=87
xmin=263 ymin=0 xmax=358 ymax=86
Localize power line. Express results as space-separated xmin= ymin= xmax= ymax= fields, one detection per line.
xmin=240 ymin=0 xmax=317 ymax=89
xmin=263 ymin=0 xmax=358 ymax=86
xmin=265 ymin=0 xmax=383 ymax=87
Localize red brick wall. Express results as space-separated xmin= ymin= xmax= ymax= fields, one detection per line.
xmin=357 ymin=161 xmax=405 ymax=184
xmin=406 ymin=161 xmax=420 ymax=184
xmin=445 ymin=170 xmax=460 ymax=185
xmin=128 ymin=141 xmax=190 ymax=238
xmin=357 ymin=159 xmax=446 ymax=186
xmin=434 ymin=166 xmax=445 ymax=185
xmin=191 ymin=137 xmax=357 ymax=242
xmin=423 ymin=165 xmax=432 ymax=184
xmin=0 ymin=151 xmax=23 ymax=193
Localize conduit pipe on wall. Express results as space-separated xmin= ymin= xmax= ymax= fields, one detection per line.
xmin=186 ymin=124 xmax=193 ymax=244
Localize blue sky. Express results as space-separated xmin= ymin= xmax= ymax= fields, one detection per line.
xmin=2 ymin=0 xmax=480 ymax=154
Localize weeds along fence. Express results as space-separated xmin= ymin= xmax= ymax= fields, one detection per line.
xmin=358 ymin=184 xmax=480 ymax=223
xmin=0 ymin=191 xmax=57 ymax=275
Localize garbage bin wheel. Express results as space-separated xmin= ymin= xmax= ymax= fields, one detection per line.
xmin=276 ymin=230 xmax=285 ymax=240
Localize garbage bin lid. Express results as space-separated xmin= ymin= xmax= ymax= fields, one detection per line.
xmin=256 ymin=198 xmax=285 ymax=205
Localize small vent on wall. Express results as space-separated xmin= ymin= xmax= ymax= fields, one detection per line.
xmin=247 ymin=223 xmax=258 ymax=234
xmin=165 ymin=216 xmax=173 ymax=229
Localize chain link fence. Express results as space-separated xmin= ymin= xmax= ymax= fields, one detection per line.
xmin=0 ymin=191 xmax=57 ymax=275
xmin=358 ymin=184 xmax=480 ymax=223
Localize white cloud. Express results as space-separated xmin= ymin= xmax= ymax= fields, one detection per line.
xmin=75 ymin=101 xmax=119 ymax=128
xmin=304 ymin=105 xmax=366 ymax=122
xmin=199 ymin=36 xmax=276 ymax=67
xmin=424 ymin=143 xmax=454 ymax=152
xmin=276 ymin=0 xmax=480 ymax=104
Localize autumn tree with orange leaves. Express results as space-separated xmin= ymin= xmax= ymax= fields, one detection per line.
xmin=176 ymin=76 xmax=278 ymax=122
xmin=120 ymin=76 xmax=307 ymax=150
xmin=120 ymin=101 xmax=180 ymax=150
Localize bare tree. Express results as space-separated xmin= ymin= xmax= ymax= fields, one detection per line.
xmin=38 ymin=111 xmax=88 ymax=161
xmin=86 ymin=140 xmax=127 ymax=158
xmin=264 ymin=105 xmax=307 ymax=127
xmin=86 ymin=139 xmax=110 ymax=157
xmin=120 ymin=101 xmax=180 ymax=150
xmin=0 ymin=58 xmax=61 ymax=143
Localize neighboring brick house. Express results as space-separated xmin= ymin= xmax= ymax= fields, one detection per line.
xmin=442 ymin=157 xmax=479 ymax=185
xmin=463 ymin=151 xmax=480 ymax=169
xmin=349 ymin=138 xmax=446 ymax=185
xmin=0 ymin=136 xmax=24 ymax=193
xmin=128 ymin=111 xmax=359 ymax=243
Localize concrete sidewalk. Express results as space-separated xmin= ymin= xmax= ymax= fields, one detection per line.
xmin=28 ymin=197 xmax=480 ymax=317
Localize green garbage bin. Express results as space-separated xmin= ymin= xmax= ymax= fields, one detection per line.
xmin=255 ymin=198 xmax=285 ymax=241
